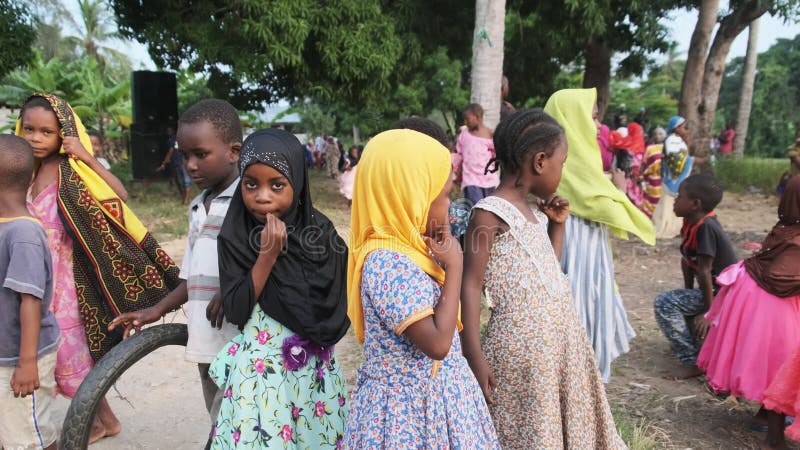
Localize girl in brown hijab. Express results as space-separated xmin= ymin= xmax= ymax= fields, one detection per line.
xmin=697 ymin=176 xmax=800 ymax=448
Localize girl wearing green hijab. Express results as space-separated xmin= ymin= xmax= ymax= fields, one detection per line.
xmin=544 ymin=88 xmax=655 ymax=381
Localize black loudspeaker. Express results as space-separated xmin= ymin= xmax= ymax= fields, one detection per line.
xmin=130 ymin=71 xmax=177 ymax=180
xmin=130 ymin=125 xmax=167 ymax=180
xmin=131 ymin=71 xmax=178 ymax=131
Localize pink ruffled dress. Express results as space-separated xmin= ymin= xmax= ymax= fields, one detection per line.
xmin=697 ymin=261 xmax=800 ymax=403
xmin=28 ymin=183 xmax=94 ymax=397
xmin=763 ymin=348 xmax=800 ymax=440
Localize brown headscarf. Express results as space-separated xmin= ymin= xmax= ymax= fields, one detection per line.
xmin=745 ymin=176 xmax=800 ymax=297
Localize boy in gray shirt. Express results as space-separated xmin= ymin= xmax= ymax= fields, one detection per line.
xmin=0 ymin=135 xmax=60 ymax=450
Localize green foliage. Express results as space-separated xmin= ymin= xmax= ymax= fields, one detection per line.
xmin=718 ymin=33 xmax=800 ymax=157
xmin=111 ymin=0 xmax=405 ymax=109
xmin=0 ymin=0 xmax=36 ymax=80
xmin=300 ymin=103 xmax=336 ymax=138
xmin=713 ymin=157 xmax=789 ymax=193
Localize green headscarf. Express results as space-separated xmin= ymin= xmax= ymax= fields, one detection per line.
xmin=544 ymin=88 xmax=655 ymax=245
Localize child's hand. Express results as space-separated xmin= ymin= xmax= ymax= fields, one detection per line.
xmin=260 ymin=213 xmax=287 ymax=259
xmin=109 ymin=306 xmax=163 ymax=339
xmin=611 ymin=168 xmax=627 ymax=192
xmin=206 ymin=293 xmax=225 ymax=329
xmin=10 ymin=360 xmax=39 ymax=398
xmin=62 ymin=136 xmax=92 ymax=163
xmin=467 ymin=355 xmax=496 ymax=404
xmin=693 ymin=315 xmax=711 ymax=340
xmin=423 ymin=224 xmax=462 ymax=270
xmin=537 ymin=195 xmax=570 ymax=224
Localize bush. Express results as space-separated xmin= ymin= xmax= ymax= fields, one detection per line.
xmin=712 ymin=157 xmax=788 ymax=194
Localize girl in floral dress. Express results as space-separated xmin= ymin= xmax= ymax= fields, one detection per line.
xmin=461 ymin=110 xmax=625 ymax=449
xmin=345 ymin=129 xmax=499 ymax=449
xmin=209 ymin=129 xmax=350 ymax=449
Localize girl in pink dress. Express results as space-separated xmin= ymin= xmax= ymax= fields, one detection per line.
xmin=697 ymin=176 xmax=800 ymax=450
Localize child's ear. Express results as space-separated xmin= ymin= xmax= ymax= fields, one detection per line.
xmin=229 ymin=142 xmax=241 ymax=162
xmin=530 ymin=152 xmax=547 ymax=175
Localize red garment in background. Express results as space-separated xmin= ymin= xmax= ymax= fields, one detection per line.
xmin=718 ymin=128 xmax=735 ymax=154
xmin=610 ymin=122 xmax=646 ymax=155
xmin=597 ymin=124 xmax=613 ymax=172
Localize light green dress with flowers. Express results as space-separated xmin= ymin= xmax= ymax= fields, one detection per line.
xmin=209 ymin=304 xmax=347 ymax=449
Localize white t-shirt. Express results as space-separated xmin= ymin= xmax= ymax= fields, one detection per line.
xmin=664 ymin=134 xmax=688 ymax=155
xmin=180 ymin=179 xmax=240 ymax=364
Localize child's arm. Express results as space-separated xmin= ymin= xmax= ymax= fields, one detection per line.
xmin=404 ymin=224 xmax=463 ymax=361
xmin=693 ymin=254 xmax=715 ymax=339
xmin=681 ymin=258 xmax=695 ymax=289
xmin=62 ymin=136 xmax=129 ymax=201
xmin=12 ymin=294 xmax=42 ymax=397
xmin=109 ymin=280 xmax=188 ymax=338
xmin=460 ymin=209 xmax=498 ymax=403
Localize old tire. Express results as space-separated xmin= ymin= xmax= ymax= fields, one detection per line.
xmin=60 ymin=323 xmax=188 ymax=449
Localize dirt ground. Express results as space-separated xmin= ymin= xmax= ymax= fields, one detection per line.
xmin=52 ymin=189 xmax=795 ymax=449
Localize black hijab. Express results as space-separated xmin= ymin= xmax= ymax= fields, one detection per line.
xmin=218 ymin=129 xmax=350 ymax=346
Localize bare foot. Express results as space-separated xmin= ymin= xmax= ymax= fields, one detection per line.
xmin=663 ymin=364 xmax=704 ymax=380
xmin=97 ymin=398 xmax=121 ymax=438
xmin=88 ymin=417 xmax=106 ymax=445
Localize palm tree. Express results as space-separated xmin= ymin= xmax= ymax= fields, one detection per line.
xmin=64 ymin=0 xmax=128 ymax=72
xmin=733 ymin=18 xmax=759 ymax=158
xmin=470 ymin=0 xmax=506 ymax=129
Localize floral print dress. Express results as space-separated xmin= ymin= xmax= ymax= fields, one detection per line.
xmin=475 ymin=196 xmax=626 ymax=450
xmin=344 ymin=249 xmax=499 ymax=449
xmin=208 ymin=304 xmax=347 ymax=449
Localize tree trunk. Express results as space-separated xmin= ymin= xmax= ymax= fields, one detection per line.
xmin=352 ymin=125 xmax=361 ymax=145
xmin=733 ymin=18 xmax=759 ymax=158
xmin=583 ymin=36 xmax=611 ymax=119
xmin=694 ymin=1 xmax=772 ymax=164
xmin=679 ymin=0 xmax=719 ymax=135
xmin=470 ymin=0 xmax=506 ymax=129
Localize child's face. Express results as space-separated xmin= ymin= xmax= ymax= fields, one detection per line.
xmin=533 ymin=138 xmax=568 ymax=198
xmin=673 ymin=187 xmax=698 ymax=217
xmin=20 ymin=107 xmax=61 ymax=159
xmin=89 ymin=135 xmax=103 ymax=156
xmin=424 ymin=170 xmax=454 ymax=238
xmin=349 ymin=147 xmax=359 ymax=158
xmin=241 ymin=163 xmax=294 ymax=223
xmin=177 ymin=121 xmax=240 ymax=191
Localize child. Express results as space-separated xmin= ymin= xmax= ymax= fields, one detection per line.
xmin=325 ymin=135 xmax=340 ymax=179
xmin=640 ymin=126 xmax=666 ymax=219
xmin=461 ymin=110 xmax=625 ymax=449
xmin=452 ymin=103 xmax=499 ymax=206
xmin=654 ymin=174 xmax=737 ymax=379
xmin=697 ymin=176 xmax=800 ymax=449
xmin=345 ymin=129 xmax=499 ymax=448
xmin=777 ymin=137 xmax=800 ymax=196
xmin=87 ymin=130 xmax=111 ymax=170
xmin=208 ymin=129 xmax=350 ymax=448
xmin=544 ymin=88 xmax=655 ymax=382
xmin=0 ymin=135 xmax=60 ymax=450
xmin=17 ymin=93 xmax=181 ymax=443
xmin=109 ymin=99 xmax=243 ymax=444
xmin=338 ymin=144 xmax=360 ymax=201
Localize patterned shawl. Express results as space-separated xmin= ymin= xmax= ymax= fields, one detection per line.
xmin=17 ymin=93 xmax=181 ymax=361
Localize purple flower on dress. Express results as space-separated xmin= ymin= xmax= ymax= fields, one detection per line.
xmin=281 ymin=424 xmax=293 ymax=442
xmin=254 ymin=358 xmax=265 ymax=374
xmin=257 ymin=330 xmax=271 ymax=345
xmin=225 ymin=387 xmax=232 ymax=399
xmin=227 ymin=343 xmax=239 ymax=356
xmin=316 ymin=363 xmax=325 ymax=380
xmin=314 ymin=401 xmax=326 ymax=417
xmin=335 ymin=434 xmax=343 ymax=449
xmin=338 ymin=395 xmax=345 ymax=407
xmin=233 ymin=427 xmax=241 ymax=443
xmin=291 ymin=406 xmax=300 ymax=420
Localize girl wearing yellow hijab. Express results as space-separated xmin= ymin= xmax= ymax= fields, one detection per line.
xmin=345 ymin=129 xmax=499 ymax=449
xmin=544 ymin=88 xmax=655 ymax=382
xmin=19 ymin=93 xmax=181 ymax=443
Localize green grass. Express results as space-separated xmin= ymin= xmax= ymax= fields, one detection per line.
xmin=124 ymin=179 xmax=194 ymax=242
xmin=613 ymin=407 xmax=672 ymax=450
xmin=713 ymin=157 xmax=788 ymax=194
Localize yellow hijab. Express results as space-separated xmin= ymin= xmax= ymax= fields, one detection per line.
xmin=544 ymin=88 xmax=655 ymax=245
xmin=347 ymin=129 xmax=452 ymax=342
xmin=16 ymin=93 xmax=149 ymax=243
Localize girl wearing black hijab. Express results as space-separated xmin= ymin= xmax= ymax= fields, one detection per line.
xmin=208 ymin=129 xmax=349 ymax=449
